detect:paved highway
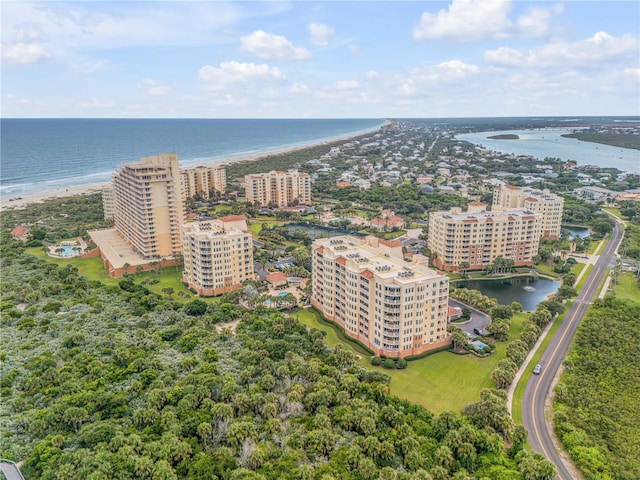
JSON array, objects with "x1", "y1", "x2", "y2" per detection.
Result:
[{"x1": 522, "y1": 223, "x2": 623, "y2": 479}]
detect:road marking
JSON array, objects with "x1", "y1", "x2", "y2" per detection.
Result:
[{"x1": 528, "y1": 228, "x2": 620, "y2": 479}]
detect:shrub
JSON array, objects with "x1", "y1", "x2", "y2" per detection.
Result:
[
  {"x1": 383, "y1": 358, "x2": 395, "y2": 369},
  {"x1": 371, "y1": 356, "x2": 382, "y2": 366},
  {"x1": 397, "y1": 358, "x2": 408, "y2": 369}
]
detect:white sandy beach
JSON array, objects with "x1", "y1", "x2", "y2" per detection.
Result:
[{"x1": 0, "y1": 124, "x2": 385, "y2": 211}]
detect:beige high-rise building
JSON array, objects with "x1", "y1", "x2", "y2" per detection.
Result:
[
  {"x1": 102, "y1": 183, "x2": 115, "y2": 222},
  {"x1": 245, "y1": 170, "x2": 311, "y2": 208},
  {"x1": 111, "y1": 153, "x2": 185, "y2": 259},
  {"x1": 182, "y1": 216, "x2": 254, "y2": 296},
  {"x1": 492, "y1": 185, "x2": 564, "y2": 239},
  {"x1": 181, "y1": 165, "x2": 226, "y2": 200},
  {"x1": 428, "y1": 204, "x2": 541, "y2": 272},
  {"x1": 312, "y1": 235, "x2": 450, "y2": 358}
]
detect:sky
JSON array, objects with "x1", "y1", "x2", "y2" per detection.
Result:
[{"x1": 2, "y1": 0, "x2": 639, "y2": 118}]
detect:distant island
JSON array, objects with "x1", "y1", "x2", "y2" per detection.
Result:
[
  {"x1": 487, "y1": 134, "x2": 519, "y2": 140},
  {"x1": 561, "y1": 131, "x2": 640, "y2": 150}
]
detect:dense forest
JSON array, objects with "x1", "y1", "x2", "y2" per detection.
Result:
[
  {"x1": 554, "y1": 297, "x2": 640, "y2": 480},
  {"x1": 0, "y1": 203, "x2": 555, "y2": 479}
]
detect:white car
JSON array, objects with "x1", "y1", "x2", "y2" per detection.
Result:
[{"x1": 533, "y1": 364, "x2": 542, "y2": 375}]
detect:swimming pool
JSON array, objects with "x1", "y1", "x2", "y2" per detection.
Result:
[
  {"x1": 61, "y1": 247, "x2": 77, "y2": 254},
  {"x1": 278, "y1": 292, "x2": 288, "y2": 297}
]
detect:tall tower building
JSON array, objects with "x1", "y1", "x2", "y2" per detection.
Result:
[
  {"x1": 182, "y1": 216, "x2": 254, "y2": 296},
  {"x1": 312, "y1": 235, "x2": 450, "y2": 357},
  {"x1": 111, "y1": 153, "x2": 185, "y2": 259},
  {"x1": 244, "y1": 170, "x2": 311, "y2": 208}
]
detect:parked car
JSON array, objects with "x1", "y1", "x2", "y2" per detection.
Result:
[
  {"x1": 533, "y1": 364, "x2": 542, "y2": 375},
  {"x1": 473, "y1": 327, "x2": 484, "y2": 336}
]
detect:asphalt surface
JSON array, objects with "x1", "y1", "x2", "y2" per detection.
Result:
[
  {"x1": 448, "y1": 298, "x2": 491, "y2": 335},
  {"x1": 521, "y1": 223, "x2": 623, "y2": 479},
  {"x1": 0, "y1": 461, "x2": 25, "y2": 480}
]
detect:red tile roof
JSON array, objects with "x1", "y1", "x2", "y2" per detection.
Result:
[
  {"x1": 266, "y1": 272, "x2": 287, "y2": 284},
  {"x1": 10, "y1": 226, "x2": 29, "y2": 238},
  {"x1": 219, "y1": 215, "x2": 247, "y2": 222}
]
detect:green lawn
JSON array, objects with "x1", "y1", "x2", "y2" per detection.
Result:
[
  {"x1": 575, "y1": 264, "x2": 594, "y2": 291},
  {"x1": 25, "y1": 247, "x2": 200, "y2": 302},
  {"x1": 614, "y1": 272, "x2": 639, "y2": 302},
  {"x1": 603, "y1": 207, "x2": 623, "y2": 220},
  {"x1": 246, "y1": 220, "x2": 284, "y2": 237},
  {"x1": 295, "y1": 306, "x2": 529, "y2": 414}
]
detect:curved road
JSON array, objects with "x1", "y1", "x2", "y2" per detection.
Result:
[{"x1": 522, "y1": 223, "x2": 623, "y2": 479}]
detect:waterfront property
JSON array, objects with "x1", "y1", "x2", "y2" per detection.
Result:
[
  {"x1": 311, "y1": 235, "x2": 450, "y2": 358},
  {"x1": 244, "y1": 169, "x2": 311, "y2": 207},
  {"x1": 455, "y1": 276, "x2": 560, "y2": 311},
  {"x1": 182, "y1": 215, "x2": 254, "y2": 296},
  {"x1": 428, "y1": 203, "x2": 541, "y2": 272},
  {"x1": 92, "y1": 153, "x2": 187, "y2": 277}
]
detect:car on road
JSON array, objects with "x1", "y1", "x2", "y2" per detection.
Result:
[
  {"x1": 533, "y1": 364, "x2": 542, "y2": 375},
  {"x1": 473, "y1": 327, "x2": 485, "y2": 336}
]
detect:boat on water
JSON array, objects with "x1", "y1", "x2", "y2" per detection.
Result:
[{"x1": 523, "y1": 285, "x2": 536, "y2": 292}]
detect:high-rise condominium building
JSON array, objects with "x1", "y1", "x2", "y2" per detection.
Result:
[
  {"x1": 111, "y1": 153, "x2": 185, "y2": 259},
  {"x1": 312, "y1": 235, "x2": 450, "y2": 357},
  {"x1": 244, "y1": 170, "x2": 311, "y2": 208},
  {"x1": 181, "y1": 165, "x2": 226, "y2": 200},
  {"x1": 182, "y1": 216, "x2": 254, "y2": 296},
  {"x1": 428, "y1": 203, "x2": 541, "y2": 272},
  {"x1": 492, "y1": 185, "x2": 564, "y2": 239},
  {"x1": 102, "y1": 184, "x2": 115, "y2": 222}
]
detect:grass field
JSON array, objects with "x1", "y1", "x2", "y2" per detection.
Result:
[
  {"x1": 575, "y1": 264, "x2": 594, "y2": 291},
  {"x1": 25, "y1": 246, "x2": 201, "y2": 302},
  {"x1": 295, "y1": 306, "x2": 529, "y2": 414},
  {"x1": 614, "y1": 272, "x2": 639, "y2": 302}
]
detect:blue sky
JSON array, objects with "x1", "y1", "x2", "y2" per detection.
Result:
[{"x1": 2, "y1": 1, "x2": 639, "y2": 118}]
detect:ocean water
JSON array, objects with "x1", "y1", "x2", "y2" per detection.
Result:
[
  {"x1": 0, "y1": 118, "x2": 386, "y2": 197},
  {"x1": 456, "y1": 128, "x2": 640, "y2": 173}
]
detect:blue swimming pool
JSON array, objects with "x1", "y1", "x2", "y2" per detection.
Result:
[
  {"x1": 61, "y1": 247, "x2": 76, "y2": 254},
  {"x1": 278, "y1": 292, "x2": 288, "y2": 297}
]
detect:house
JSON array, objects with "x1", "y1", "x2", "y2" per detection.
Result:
[
  {"x1": 370, "y1": 209, "x2": 405, "y2": 231},
  {"x1": 10, "y1": 225, "x2": 30, "y2": 242},
  {"x1": 266, "y1": 272, "x2": 288, "y2": 289}
]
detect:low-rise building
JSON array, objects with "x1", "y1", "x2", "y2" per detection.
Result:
[
  {"x1": 182, "y1": 215, "x2": 254, "y2": 296},
  {"x1": 312, "y1": 235, "x2": 450, "y2": 357}
]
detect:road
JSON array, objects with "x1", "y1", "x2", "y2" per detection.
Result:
[
  {"x1": 0, "y1": 460, "x2": 26, "y2": 480},
  {"x1": 522, "y1": 223, "x2": 623, "y2": 479}
]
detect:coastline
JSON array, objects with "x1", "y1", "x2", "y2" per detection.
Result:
[{"x1": 0, "y1": 123, "x2": 386, "y2": 211}]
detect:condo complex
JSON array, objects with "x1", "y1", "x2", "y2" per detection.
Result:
[
  {"x1": 244, "y1": 169, "x2": 312, "y2": 208},
  {"x1": 311, "y1": 235, "x2": 451, "y2": 357}
]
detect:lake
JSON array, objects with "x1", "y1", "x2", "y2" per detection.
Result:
[
  {"x1": 286, "y1": 222, "x2": 363, "y2": 240},
  {"x1": 454, "y1": 276, "x2": 560, "y2": 311},
  {"x1": 562, "y1": 225, "x2": 591, "y2": 240},
  {"x1": 456, "y1": 128, "x2": 640, "y2": 173}
]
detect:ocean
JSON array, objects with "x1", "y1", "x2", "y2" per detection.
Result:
[{"x1": 0, "y1": 118, "x2": 386, "y2": 197}]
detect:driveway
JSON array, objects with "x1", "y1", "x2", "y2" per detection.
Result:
[{"x1": 448, "y1": 298, "x2": 491, "y2": 335}]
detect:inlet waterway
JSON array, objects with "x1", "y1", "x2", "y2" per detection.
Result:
[
  {"x1": 454, "y1": 276, "x2": 560, "y2": 311},
  {"x1": 456, "y1": 128, "x2": 640, "y2": 173}
]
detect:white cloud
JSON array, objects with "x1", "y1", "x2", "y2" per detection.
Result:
[
  {"x1": 240, "y1": 30, "x2": 311, "y2": 61},
  {"x1": 413, "y1": 0, "x2": 562, "y2": 42},
  {"x1": 485, "y1": 32, "x2": 640, "y2": 68},
  {"x1": 437, "y1": 60, "x2": 480, "y2": 75},
  {"x1": 140, "y1": 78, "x2": 170, "y2": 96},
  {"x1": 365, "y1": 70, "x2": 379, "y2": 79},
  {"x1": 290, "y1": 83, "x2": 311, "y2": 94},
  {"x1": 198, "y1": 61, "x2": 285, "y2": 89},
  {"x1": 1, "y1": 42, "x2": 53, "y2": 64},
  {"x1": 336, "y1": 80, "x2": 360, "y2": 90},
  {"x1": 309, "y1": 22, "x2": 335, "y2": 46},
  {"x1": 413, "y1": 0, "x2": 513, "y2": 41}
]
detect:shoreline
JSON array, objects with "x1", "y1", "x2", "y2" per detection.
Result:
[{"x1": 1, "y1": 123, "x2": 387, "y2": 211}]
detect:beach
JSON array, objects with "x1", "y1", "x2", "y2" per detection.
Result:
[{"x1": 0, "y1": 125, "x2": 383, "y2": 211}]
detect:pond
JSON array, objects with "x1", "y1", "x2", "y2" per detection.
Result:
[
  {"x1": 286, "y1": 222, "x2": 363, "y2": 240},
  {"x1": 454, "y1": 276, "x2": 560, "y2": 311},
  {"x1": 562, "y1": 225, "x2": 591, "y2": 240}
]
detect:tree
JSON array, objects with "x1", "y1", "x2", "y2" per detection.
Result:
[
  {"x1": 458, "y1": 261, "x2": 470, "y2": 276},
  {"x1": 448, "y1": 326, "x2": 468, "y2": 351},
  {"x1": 486, "y1": 320, "x2": 510, "y2": 341},
  {"x1": 162, "y1": 287, "x2": 174, "y2": 298},
  {"x1": 184, "y1": 299, "x2": 207, "y2": 316}
]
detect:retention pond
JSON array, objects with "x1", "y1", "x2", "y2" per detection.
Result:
[{"x1": 454, "y1": 276, "x2": 560, "y2": 311}]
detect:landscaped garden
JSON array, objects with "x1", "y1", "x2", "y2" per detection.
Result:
[{"x1": 294, "y1": 306, "x2": 529, "y2": 414}]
